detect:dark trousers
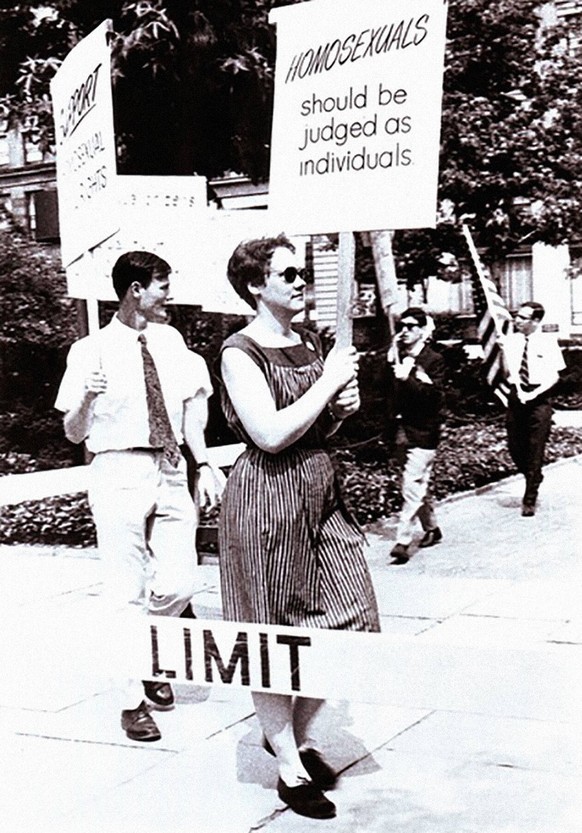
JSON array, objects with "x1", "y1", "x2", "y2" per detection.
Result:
[{"x1": 506, "y1": 393, "x2": 552, "y2": 506}]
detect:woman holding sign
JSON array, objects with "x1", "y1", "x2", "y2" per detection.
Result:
[{"x1": 218, "y1": 234, "x2": 380, "y2": 820}]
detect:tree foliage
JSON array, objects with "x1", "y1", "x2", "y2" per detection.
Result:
[
  {"x1": 0, "y1": 212, "x2": 77, "y2": 346},
  {"x1": 394, "y1": 0, "x2": 582, "y2": 280},
  {"x1": 441, "y1": 0, "x2": 582, "y2": 249},
  {"x1": 2, "y1": 1, "x2": 582, "y2": 262},
  {"x1": 0, "y1": 1, "x2": 296, "y2": 179},
  {"x1": 0, "y1": 213, "x2": 82, "y2": 468},
  {"x1": 110, "y1": 0, "x2": 282, "y2": 178}
]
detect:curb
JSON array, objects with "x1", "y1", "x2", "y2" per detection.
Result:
[{"x1": 364, "y1": 452, "x2": 582, "y2": 538}]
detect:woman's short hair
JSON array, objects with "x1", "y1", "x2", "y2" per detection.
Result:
[
  {"x1": 111, "y1": 251, "x2": 171, "y2": 300},
  {"x1": 227, "y1": 233, "x2": 295, "y2": 310}
]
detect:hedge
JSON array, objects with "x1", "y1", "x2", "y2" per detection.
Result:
[{"x1": 1, "y1": 419, "x2": 579, "y2": 548}]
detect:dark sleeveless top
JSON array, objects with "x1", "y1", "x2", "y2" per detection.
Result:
[{"x1": 219, "y1": 329, "x2": 332, "y2": 449}]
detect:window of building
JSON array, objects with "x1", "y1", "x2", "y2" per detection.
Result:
[{"x1": 498, "y1": 253, "x2": 533, "y2": 311}]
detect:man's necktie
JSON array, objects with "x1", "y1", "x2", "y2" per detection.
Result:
[
  {"x1": 138, "y1": 333, "x2": 181, "y2": 467},
  {"x1": 519, "y1": 335, "x2": 530, "y2": 386}
]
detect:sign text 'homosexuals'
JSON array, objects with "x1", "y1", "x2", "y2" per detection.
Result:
[{"x1": 269, "y1": 0, "x2": 449, "y2": 235}]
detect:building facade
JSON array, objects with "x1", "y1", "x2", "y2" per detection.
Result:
[{"x1": 0, "y1": 112, "x2": 58, "y2": 241}]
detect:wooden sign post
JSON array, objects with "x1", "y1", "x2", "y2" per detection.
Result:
[
  {"x1": 335, "y1": 229, "x2": 401, "y2": 348},
  {"x1": 335, "y1": 231, "x2": 356, "y2": 348},
  {"x1": 370, "y1": 228, "x2": 399, "y2": 343}
]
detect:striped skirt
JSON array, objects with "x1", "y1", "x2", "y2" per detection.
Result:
[{"x1": 218, "y1": 447, "x2": 380, "y2": 632}]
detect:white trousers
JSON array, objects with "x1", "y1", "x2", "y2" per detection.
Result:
[
  {"x1": 89, "y1": 449, "x2": 198, "y2": 706},
  {"x1": 395, "y1": 446, "x2": 438, "y2": 546}
]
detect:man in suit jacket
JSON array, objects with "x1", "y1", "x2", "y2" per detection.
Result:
[{"x1": 388, "y1": 307, "x2": 446, "y2": 564}]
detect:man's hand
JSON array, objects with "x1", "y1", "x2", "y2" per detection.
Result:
[
  {"x1": 197, "y1": 464, "x2": 226, "y2": 509},
  {"x1": 393, "y1": 355, "x2": 415, "y2": 380},
  {"x1": 84, "y1": 370, "x2": 107, "y2": 398},
  {"x1": 63, "y1": 369, "x2": 106, "y2": 444},
  {"x1": 517, "y1": 386, "x2": 539, "y2": 404},
  {"x1": 415, "y1": 367, "x2": 433, "y2": 385}
]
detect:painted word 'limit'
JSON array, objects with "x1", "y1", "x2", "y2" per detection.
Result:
[{"x1": 149, "y1": 625, "x2": 312, "y2": 692}]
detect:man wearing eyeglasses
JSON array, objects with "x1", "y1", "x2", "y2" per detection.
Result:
[
  {"x1": 388, "y1": 307, "x2": 445, "y2": 564},
  {"x1": 502, "y1": 301, "x2": 565, "y2": 516}
]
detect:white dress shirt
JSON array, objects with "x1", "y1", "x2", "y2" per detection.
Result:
[
  {"x1": 55, "y1": 315, "x2": 212, "y2": 453},
  {"x1": 503, "y1": 330, "x2": 565, "y2": 392}
]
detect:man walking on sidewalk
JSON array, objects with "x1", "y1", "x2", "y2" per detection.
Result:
[
  {"x1": 388, "y1": 307, "x2": 446, "y2": 564},
  {"x1": 502, "y1": 301, "x2": 565, "y2": 516},
  {"x1": 55, "y1": 251, "x2": 223, "y2": 741}
]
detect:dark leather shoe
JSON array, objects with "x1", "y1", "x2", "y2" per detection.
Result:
[
  {"x1": 121, "y1": 701, "x2": 161, "y2": 742},
  {"x1": 419, "y1": 526, "x2": 443, "y2": 548},
  {"x1": 521, "y1": 503, "x2": 536, "y2": 517},
  {"x1": 263, "y1": 737, "x2": 337, "y2": 789},
  {"x1": 277, "y1": 778, "x2": 336, "y2": 819},
  {"x1": 300, "y1": 749, "x2": 338, "y2": 789},
  {"x1": 390, "y1": 542, "x2": 411, "y2": 563},
  {"x1": 143, "y1": 680, "x2": 175, "y2": 711}
]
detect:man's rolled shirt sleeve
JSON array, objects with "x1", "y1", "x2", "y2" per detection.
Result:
[{"x1": 183, "y1": 349, "x2": 213, "y2": 402}]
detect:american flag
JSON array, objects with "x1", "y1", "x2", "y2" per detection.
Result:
[{"x1": 462, "y1": 225, "x2": 512, "y2": 406}]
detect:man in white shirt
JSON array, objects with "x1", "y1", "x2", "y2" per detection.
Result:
[
  {"x1": 502, "y1": 301, "x2": 565, "y2": 516},
  {"x1": 55, "y1": 251, "x2": 224, "y2": 741}
]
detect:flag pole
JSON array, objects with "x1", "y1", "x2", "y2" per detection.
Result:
[
  {"x1": 461, "y1": 223, "x2": 512, "y2": 406},
  {"x1": 461, "y1": 224, "x2": 508, "y2": 344}
]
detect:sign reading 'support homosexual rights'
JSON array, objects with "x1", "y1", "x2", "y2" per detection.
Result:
[
  {"x1": 50, "y1": 21, "x2": 119, "y2": 267},
  {"x1": 268, "y1": 0, "x2": 448, "y2": 234}
]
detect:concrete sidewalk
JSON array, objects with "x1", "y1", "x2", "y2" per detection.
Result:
[{"x1": 2, "y1": 456, "x2": 582, "y2": 833}]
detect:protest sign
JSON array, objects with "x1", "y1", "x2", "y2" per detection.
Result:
[
  {"x1": 64, "y1": 176, "x2": 305, "y2": 314},
  {"x1": 269, "y1": 0, "x2": 448, "y2": 234},
  {"x1": 65, "y1": 176, "x2": 208, "y2": 305},
  {"x1": 50, "y1": 20, "x2": 119, "y2": 267},
  {"x1": 113, "y1": 615, "x2": 578, "y2": 715},
  {"x1": 125, "y1": 615, "x2": 429, "y2": 702}
]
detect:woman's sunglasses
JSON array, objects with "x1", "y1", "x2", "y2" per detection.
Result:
[{"x1": 277, "y1": 266, "x2": 308, "y2": 284}]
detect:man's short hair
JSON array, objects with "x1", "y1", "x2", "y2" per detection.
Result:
[
  {"x1": 111, "y1": 251, "x2": 171, "y2": 300},
  {"x1": 399, "y1": 307, "x2": 427, "y2": 328},
  {"x1": 520, "y1": 301, "x2": 545, "y2": 322},
  {"x1": 227, "y1": 234, "x2": 295, "y2": 310}
]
